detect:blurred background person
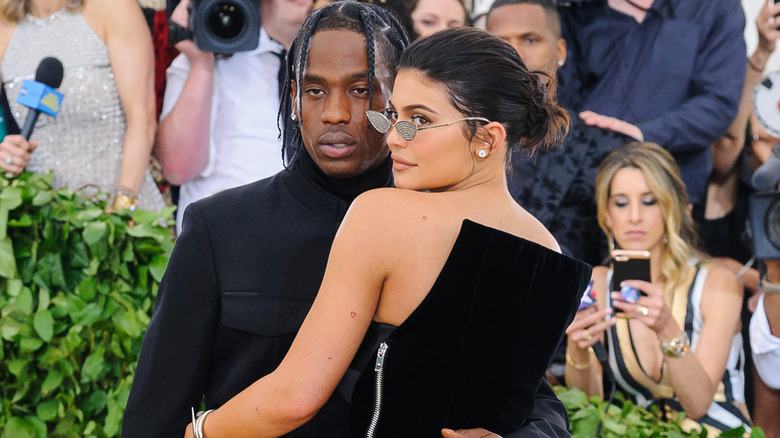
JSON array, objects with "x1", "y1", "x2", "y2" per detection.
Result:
[
  {"x1": 487, "y1": 0, "x2": 631, "y2": 268},
  {"x1": 565, "y1": 143, "x2": 750, "y2": 434},
  {"x1": 0, "y1": 0, "x2": 165, "y2": 211},
  {"x1": 404, "y1": 0, "x2": 469, "y2": 39},
  {"x1": 557, "y1": 0, "x2": 746, "y2": 213},
  {"x1": 154, "y1": 0, "x2": 310, "y2": 232},
  {"x1": 700, "y1": 2, "x2": 780, "y2": 434}
]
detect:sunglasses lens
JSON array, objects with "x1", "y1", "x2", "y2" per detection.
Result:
[
  {"x1": 395, "y1": 121, "x2": 417, "y2": 141},
  {"x1": 366, "y1": 110, "x2": 391, "y2": 134}
]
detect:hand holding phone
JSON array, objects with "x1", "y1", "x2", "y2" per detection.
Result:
[{"x1": 610, "y1": 250, "x2": 651, "y2": 316}]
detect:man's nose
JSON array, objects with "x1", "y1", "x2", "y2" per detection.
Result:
[{"x1": 321, "y1": 92, "x2": 350, "y2": 124}]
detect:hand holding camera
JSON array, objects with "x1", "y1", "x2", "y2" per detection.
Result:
[{"x1": 168, "y1": 0, "x2": 260, "y2": 56}]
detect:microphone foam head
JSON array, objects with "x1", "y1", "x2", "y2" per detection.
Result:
[{"x1": 35, "y1": 57, "x2": 64, "y2": 88}]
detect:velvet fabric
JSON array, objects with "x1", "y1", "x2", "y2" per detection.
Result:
[{"x1": 350, "y1": 220, "x2": 592, "y2": 437}]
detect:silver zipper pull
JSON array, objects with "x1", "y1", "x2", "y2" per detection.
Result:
[{"x1": 375, "y1": 342, "x2": 388, "y2": 372}]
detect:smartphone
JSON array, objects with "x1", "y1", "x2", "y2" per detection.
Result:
[{"x1": 610, "y1": 250, "x2": 651, "y2": 316}]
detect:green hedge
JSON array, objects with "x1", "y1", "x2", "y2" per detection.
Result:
[
  {"x1": 554, "y1": 386, "x2": 763, "y2": 438},
  {"x1": 0, "y1": 172, "x2": 765, "y2": 438},
  {"x1": 0, "y1": 172, "x2": 175, "y2": 438}
]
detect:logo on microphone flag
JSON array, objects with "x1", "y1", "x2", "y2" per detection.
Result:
[{"x1": 17, "y1": 80, "x2": 64, "y2": 117}]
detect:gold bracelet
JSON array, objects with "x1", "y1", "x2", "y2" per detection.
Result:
[
  {"x1": 659, "y1": 331, "x2": 690, "y2": 358},
  {"x1": 112, "y1": 194, "x2": 139, "y2": 211},
  {"x1": 566, "y1": 348, "x2": 592, "y2": 371}
]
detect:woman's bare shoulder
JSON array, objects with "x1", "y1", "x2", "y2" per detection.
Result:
[
  {"x1": 0, "y1": 18, "x2": 15, "y2": 63},
  {"x1": 702, "y1": 264, "x2": 742, "y2": 298},
  {"x1": 513, "y1": 207, "x2": 561, "y2": 253}
]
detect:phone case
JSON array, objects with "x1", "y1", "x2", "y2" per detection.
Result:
[{"x1": 610, "y1": 250, "x2": 651, "y2": 315}]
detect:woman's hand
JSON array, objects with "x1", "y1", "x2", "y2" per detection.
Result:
[
  {"x1": 0, "y1": 135, "x2": 37, "y2": 175},
  {"x1": 613, "y1": 279, "x2": 678, "y2": 340},
  {"x1": 756, "y1": 0, "x2": 780, "y2": 56},
  {"x1": 183, "y1": 423, "x2": 193, "y2": 438},
  {"x1": 565, "y1": 304, "x2": 615, "y2": 351},
  {"x1": 441, "y1": 428, "x2": 501, "y2": 438}
]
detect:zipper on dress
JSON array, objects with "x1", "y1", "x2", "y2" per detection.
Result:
[{"x1": 365, "y1": 342, "x2": 388, "y2": 438}]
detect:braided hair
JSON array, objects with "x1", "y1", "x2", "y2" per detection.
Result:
[{"x1": 279, "y1": 1, "x2": 410, "y2": 164}]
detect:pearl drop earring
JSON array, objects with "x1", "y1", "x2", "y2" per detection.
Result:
[
  {"x1": 478, "y1": 149, "x2": 488, "y2": 158},
  {"x1": 290, "y1": 112, "x2": 297, "y2": 121}
]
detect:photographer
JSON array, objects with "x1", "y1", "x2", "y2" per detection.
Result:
[{"x1": 154, "y1": 0, "x2": 310, "y2": 232}]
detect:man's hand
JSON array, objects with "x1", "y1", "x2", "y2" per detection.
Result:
[
  {"x1": 580, "y1": 110, "x2": 643, "y2": 141},
  {"x1": 441, "y1": 428, "x2": 502, "y2": 438},
  {"x1": 170, "y1": 0, "x2": 214, "y2": 69}
]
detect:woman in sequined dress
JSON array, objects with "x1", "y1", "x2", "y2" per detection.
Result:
[{"x1": 0, "y1": 0, "x2": 164, "y2": 211}]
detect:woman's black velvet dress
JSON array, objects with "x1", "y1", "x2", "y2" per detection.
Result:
[{"x1": 347, "y1": 219, "x2": 592, "y2": 437}]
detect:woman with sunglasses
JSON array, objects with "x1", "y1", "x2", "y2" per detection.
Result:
[{"x1": 185, "y1": 26, "x2": 590, "y2": 438}]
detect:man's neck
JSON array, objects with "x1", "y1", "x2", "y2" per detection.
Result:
[
  {"x1": 261, "y1": 1, "x2": 305, "y2": 49},
  {"x1": 607, "y1": 0, "x2": 654, "y2": 23}
]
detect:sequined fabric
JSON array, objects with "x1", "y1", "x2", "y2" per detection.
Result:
[{"x1": 2, "y1": 8, "x2": 165, "y2": 211}]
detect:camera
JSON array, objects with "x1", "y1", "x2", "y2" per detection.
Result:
[
  {"x1": 750, "y1": 191, "x2": 780, "y2": 259},
  {"x1": 188, "y1": 0, "x2": 260, "y2": 55}
]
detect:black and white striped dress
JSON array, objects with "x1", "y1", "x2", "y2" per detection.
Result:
[{"x1": 604, "y1": 263, "x2": 750, "y2": 433}]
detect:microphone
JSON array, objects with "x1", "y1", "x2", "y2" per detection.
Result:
[
  {"x1": 17, "y1": 57, "x2": 64, "y2": 140},
  {"x1": 752, "y1": 143, "x2": 780, "y2": 191}
]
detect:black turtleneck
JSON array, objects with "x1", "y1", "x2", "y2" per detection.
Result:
[
  {"x1": 294, "y1": 147, "x2": 394, "y2": 205},
  {"x1": 125, "y1": 146, "x2": 394, "y2": 438}
]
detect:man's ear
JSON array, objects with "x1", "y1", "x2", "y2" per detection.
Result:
[
  {"x1": 290, "y1": 81, "x2": 300, "y2": 120},
  {"x1": 556, "y1": 38, "x2": 567, "y2": 67}
]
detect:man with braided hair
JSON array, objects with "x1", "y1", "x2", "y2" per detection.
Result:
[{"x1": 124, "y1": 3, "x2": 570, "y2": 437}]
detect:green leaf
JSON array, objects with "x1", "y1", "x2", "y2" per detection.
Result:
[
  {"x1": 74, "y1": 208, "x2": 104, "y2": 223},
  {"x1": 80, "y1": 390, "x2": 107, "y2": 418},
  {"x1": 0, "y1": 186, "x2": 23, "y2": 210},
  {"x1": 7, "y1": 358, "x2": 27, "y2": 376},
  {"x1": 36, "y1": 399, "x2": 58, "y2": 421},
  {"x1": 81, "y1": 346, "x2": 106, "y2": 382},
  {"x1": 19, "y1": 336, "x2": 44, "y2": 351},
  {"x1": 16, "y1": 286, "x2": 34, "y2": 315},
  {"x1": 556, "y1": 386, "x2": 588, "y2": 409},
  {"x1": 149, "y1": 253, "x2": 169, "y2": 282},
  {"x1": 82, "y1": 221, "x2": 108, "y2": 245},
  {"x1": 0, "y1": 235, "x2": 17, "y2": 278},
  {"x1": 2, "y1": 416, "x2": 38, "y2": 438},
  {"x1": 33, "y1": 309, "x2": 54, "y2": 341},
  {"x1": 31, "y1": 190, "x2": 53, "y2": 206},
  {"x1": 41, "y1": 369, "x2": 63, "y2": 395},
  {"x1": 131, "y1": 208, "x2": 162, "y2": 224}
]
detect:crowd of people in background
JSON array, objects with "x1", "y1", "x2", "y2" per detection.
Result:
[{"x1": 2, "y1": 0, "x2": 780, "y2": 436}]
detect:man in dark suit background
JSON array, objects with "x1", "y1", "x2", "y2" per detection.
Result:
[
  {"x1": 487, "y1": 0, "x2": 632, "y2": 268},
  {"x1": 123, "y1": 3, "x2": 571, "y2": 437}
]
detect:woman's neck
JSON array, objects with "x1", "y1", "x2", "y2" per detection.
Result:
[{"x1": 27, "y1": 0, "x2": 68, "y2": 18}]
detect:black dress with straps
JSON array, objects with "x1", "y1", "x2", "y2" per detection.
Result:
[{"x1": 347, "y1": 220, "x2": 592, "y2": 437}]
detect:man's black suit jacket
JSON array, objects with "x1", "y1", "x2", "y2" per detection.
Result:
[{"x1": 122, "y1": 152, "x2": 572, "y2": 438}]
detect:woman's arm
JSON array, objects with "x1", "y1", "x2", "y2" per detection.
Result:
[
  {"x1": 620, "y1": 267, "x2": 743, "y2": 419},
  {"x1": 189, "y1": 191, "x2": 394, "y2": 438},
  {"x1": 711, "y1": 0, "x2": 780, "y2": 180},
  {"x1": 86, "y1": 0, "x2": 156, "y2": 197}
]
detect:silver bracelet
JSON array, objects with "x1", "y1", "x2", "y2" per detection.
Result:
[
  {"x1": 735, "y1": 256, "x2": 755, "y2": 279},
  {"x1": 762, "y1": 277, "x2": 780, "y2": 295},
  {"x1": 191, "y1": 408, "x2": 215, "y2": 438}
]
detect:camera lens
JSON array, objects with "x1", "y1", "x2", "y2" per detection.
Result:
[
  {"x1": 207, "y1": 1, "x2": 245, "y2": 40},
  {"x1": 766, "y1": 197, "x2": 780, "y2": 250}
]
